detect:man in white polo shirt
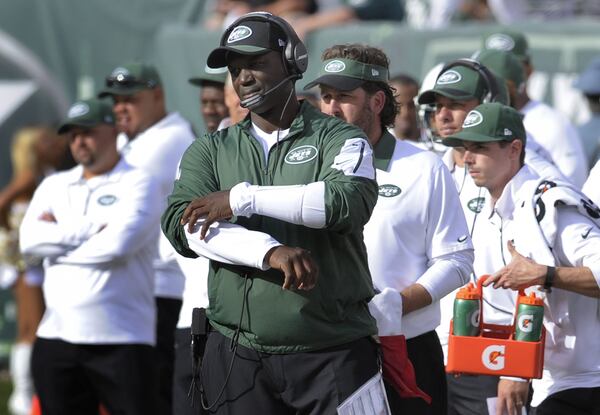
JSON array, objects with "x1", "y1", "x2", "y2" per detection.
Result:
[
  {"x1": 20, "y1": 98, "x2": 162, "y2": 414},
  {"x1": 306, "y1": 43, "x2": 474, "y2": 415},
  {"x1": 445, "y1": 101, "x2": 600, "y2": 415},
  {"x1": 99, "y1": 62, "x2": 196, "y2": 415}
]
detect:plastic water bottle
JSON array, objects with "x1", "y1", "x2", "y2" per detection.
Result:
[
  {"x1": 453, "y1": 283, "x2": 481, "y2": 336},
  {"x1": 514, "y1": 292, "x2": 544, "y2": 342}
]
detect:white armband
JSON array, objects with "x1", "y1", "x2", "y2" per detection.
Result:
[{"x1": 229, "y1": 181, "x2": 326, "y2": 228}]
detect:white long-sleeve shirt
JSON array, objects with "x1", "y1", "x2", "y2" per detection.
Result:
[
  {"x1": 364, "y1": 136, "x2": 474, "y2": 339},
  {"x1": 472, "y1": 166, "x2": 600, "y2": 406},
  {"x1": 20, "y1": 160, "x2": 161, "y2": 345},
  {"x1": 119, "y1": 112, "x2": 195, "y2": 298}
]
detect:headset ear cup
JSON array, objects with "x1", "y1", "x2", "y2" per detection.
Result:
[{"x1": 293, "y1": 43, "x2": 308, "y2": 74}]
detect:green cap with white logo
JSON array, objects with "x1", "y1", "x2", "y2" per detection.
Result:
[
  {"x1": 98, "y1": 62, "x2": 162, "y2": 98},
  {"x1": 474, "y1": 49, "x2": 525, "y2": 87},
  {"x1": 418, "y1": 65, "x2": 491, "y2": 105},
  {"x1": 303, "y1": 58, "x2": 389, "y2": 91},
  {"x1": 57, "y1": 98, "x2": 115, "y2": 134},
  {"x1": 481, "y1": 29, "x2": 529, "y2": 61},
  {"x1": 444, "y1": 102, "x2": 526, "y2": 146},
  {"x1": 189, "y1": 65, "x2": 228, "y2": 87}
]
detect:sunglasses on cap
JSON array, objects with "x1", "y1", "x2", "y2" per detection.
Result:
[{"x1": 105, "y1": 73, "x2": 157, "y2": 88}]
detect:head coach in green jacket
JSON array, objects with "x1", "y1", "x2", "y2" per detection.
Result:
[{"x1": 161, "y1": 12, "x2": 381, "y2": 414}]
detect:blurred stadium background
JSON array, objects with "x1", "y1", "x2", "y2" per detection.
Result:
[{"x1": 0, "y1": 0, "x2": 599, "y2": 412}]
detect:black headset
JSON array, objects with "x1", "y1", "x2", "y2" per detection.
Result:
[
  {"x1": 219, "y1": 12, "x2": 308, "y2": 78},
  {"x1": 437, "y1": 58, "x2": 501, "y2": 104}
]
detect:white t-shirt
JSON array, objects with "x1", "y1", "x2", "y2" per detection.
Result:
[
  {"x1": 364, "y1": 134, "x2": 473, "y2": 339},
  {"x1": 521, "y1": 100, "x2": 588, "y2": 188},
  {"x1": 120, "y1": 112, "x2": 195, "y2": 298},
  {"x1": 20, "y1": 160, "x2": 161, "y2": 344}
]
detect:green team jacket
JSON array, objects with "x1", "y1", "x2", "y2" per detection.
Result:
[{"x1": 161, "y1": 102, "x2": 378, "y2": 353}]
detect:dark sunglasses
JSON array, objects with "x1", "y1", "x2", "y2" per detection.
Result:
[{"x1": 105, "y1": 74, "x2": 157, "y2": 88}]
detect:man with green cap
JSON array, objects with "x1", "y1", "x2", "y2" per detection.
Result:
[
  {"x1": 188, "y1": 65, "x2": 229, "y2": 133},
  {"x1": 306, "y1": 43, "x2": 474, "y2": 415},
  {"x1": 481, "y1": 29, "x2": 588, "y2": 188},
  {"x1": 418, "y1": 61, "x2": 530, "y2": 415},
  {"x1": 99, "y1": 62, "x2": 195, "y2": 415},
  {"x1": 445, "y1": 101, "x2": 600, "y2": 415},
  {"x1": 474, "y1": 48, "x2": 566, "y2": 183},
  {"x1": 162, "y1": 12, "x2": 381, "y2": 414},
  {"x1": 20, "y1": 98, "x2": 162, "y2": 414}
]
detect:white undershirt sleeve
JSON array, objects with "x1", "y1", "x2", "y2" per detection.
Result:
[
  {"x1": 417, "y1": 249, "x2": 474, "y2": 302},
  {"x1": 184, "y1": 218, "x2": 282, "y2": 271},
  {"x1": 229, "y1": 181, "x2": 326, "y2": 229}
]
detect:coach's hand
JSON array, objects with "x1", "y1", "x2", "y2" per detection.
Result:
[
  {"x1": 265, "y1": 246, "x2": 319, "y2": 291},
  {"x1": 181, "y1": 190, "x2": 232, "y2": 239},
  {"x1": 484, "y1": 241, "x2": 546, "y2": 290}
]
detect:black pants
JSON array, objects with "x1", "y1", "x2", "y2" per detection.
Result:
[
  {"x1": 530, "y1": 387, "x2": 600, "y2": 415},
  {"x1": 173, "y1": 327, "x2": 208, "y2": 415},
  {"x1": 155, "y1": 297, "x2": 182, "y2": 415},
  {"x1": 385, "y1": 330, "x2": 447, "y2": 415},
  {"x1": 447, "y1": 373, "x2": 499, "y2": 415},
  {"x1": 201, "y1": 330, "x2": 380, "y2": 414},
  {"x1": 31, "y1": 337, "x2": 157, "y2": 415}
]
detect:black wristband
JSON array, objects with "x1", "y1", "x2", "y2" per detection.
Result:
[{"x1": 544, "y1": 266, "x2": 556, "y2": 292}]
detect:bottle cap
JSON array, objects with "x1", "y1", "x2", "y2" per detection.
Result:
[
  {"x1": 456, "y1": 283, "x2": 480, "y2": 300},
  {"x1": 519, "y1": 291, "x2": 544, "y2": 306}
]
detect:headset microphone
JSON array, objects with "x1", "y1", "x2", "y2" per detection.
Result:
[{"x1": 239, "y1": 74, "x2": 299, "y2": 110}]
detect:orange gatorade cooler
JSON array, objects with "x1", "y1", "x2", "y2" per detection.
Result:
[{"x1": 446, "y1": 276, "x2": 546, "y2": 379}]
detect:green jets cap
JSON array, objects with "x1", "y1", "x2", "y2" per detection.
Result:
[
  {"x1": 189, "y1": 65, "x2": 228, "y2": 87},
  {"x1": 57, "y1": 98, "x2": 115, "y2": 134},
  {"x1": 444, "y1": 102, "x2": 526, "y2": 147},
  {"x1": 418, "y1": 65, "x2": 492, "y2": 105},
  {"x1": 303, "y1": 58, "x2": 389, "y2": 91},
  {"x1": 98, "y1": 62, "x2": 162, "y2": 98},
  {"x1": 207, "y1": 18, "x2": 287, "y2": 68},
  {"x1": 475, "y1": 49, "x2": 525, "y2": 88},
  {"x1": 482, "y1": 29, "x2": 529, "y2": 61}
]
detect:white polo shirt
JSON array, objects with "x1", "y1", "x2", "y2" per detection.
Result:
[
  {"x1": 472, "y1": 165, "x2": 600, "y2": 406},
  {"x1": 119, "y1": 112, "x2": 195, "y2": 298},
  {"x1": 19, "y1": 160, "x2": 161, "y2": 345},
  {"x1": 521, "y1": 100, "x2": 588, "y2": 188},
  {"x1": 363, "y1": 132, "x2": 473, "y2": 339}
]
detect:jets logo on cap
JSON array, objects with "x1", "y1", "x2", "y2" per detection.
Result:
[
  {"x1": 463, "y1": 110, "x2": 483, "y2": 128},
  {"x1": 324, "y1": 60, "x2": 346, "y2": 73},
  {"x1": 504, "y1": 128, "x2": 512, "y2": 136},
  {"x1": 485, "y1": 34, "x2": 516, "y2": 52},
  {"x1": 437, "y1": 70, "x2": 462, "y2": 85},
  {"x1": 111, "y1": 67, "x2": 130, "y2": 80},
  {"x1": 227, "y1": 26, "x2": 252, "y2": 44},
  {"x1": 378, "y1": 184, "x2": 401, "y2": 198},
  {"x1": 371, "y1": 68, "x2": 379, "y2": 77},
  {"x1": 68, "y1": 102, "x2": 89, "y2": 118}
]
